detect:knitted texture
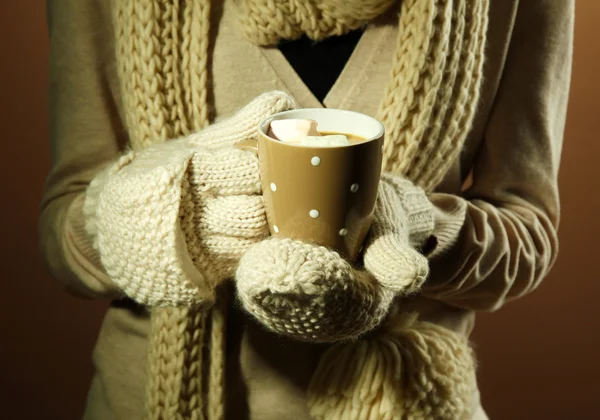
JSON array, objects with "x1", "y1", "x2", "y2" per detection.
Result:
[
  {"x1": 307, "y1": 312, "x2": 478, "y2": 420},
  {"x1": 240, "y1": 0, "x2": 397, "y2": 45},
  {"x1": 108, "y1": 0, "x2": 490, "y2": 417},
  {"x1": 236, "y1": 238, "x2": 395, "y2": 342},
  {"x1": 90, "y1": 139, "x2": 256, "y2": 306},
  {"x1": 377, "y1": 174, "x2": 437, "y2": 249},
  {"x1": 113, "y1": 0, "x2": 212, "y2": 150},
  {"x1": 145, "y1": 295, "x2": 229, "y2": 420},
  {"x1": 238, "y1": 0, "x2": 488, "y2": 193},
  {"x1": 95, "y1": 142, "x2": 207, "y2": 306},
  {"x1": 235, "y1": 173, "x2": 433, "y2": 342},
  {"x1": 85, "y1": 90, "x2": 296, "y2": 419},
  {"x1": 363, "y1": 176, "x2": 432, "y2": 296},
  {"x1": 206, "y1": 292, "x2": 228, "y2": 420},
  {"x1": 378, "y1": 0, "x2": 489, "y2": 192},
  {"x1": 234, "y1": 2, "x2": 489, "y2": 415},
  {"x1": 145, "y1": 305, "x2": 207, "y2": 420},
  {"x1": 84, "y1": 91, "x2": 295, "y2": 306}
]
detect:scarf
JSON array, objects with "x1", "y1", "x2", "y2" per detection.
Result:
[{"x1": 111, "y1": 0, "x2": 489, "y2": 418}]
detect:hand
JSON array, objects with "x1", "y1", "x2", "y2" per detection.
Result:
[
  {"x1": 84, "y1": 91, "x2": 296, "y2": 307},
  {"x1": 235, "y1": 173, "x2": 434, "y2": 342},
  {"x1": 363, "y1": 173, "x2": 435, "y2": 294}
]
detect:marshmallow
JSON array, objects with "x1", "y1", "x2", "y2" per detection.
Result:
[
  {"x1": 268, "y1": 119, "x2": 321, "y2": 143},
  {"x1": 300, "y1": 135, "x2": 350, "y2": 147}
]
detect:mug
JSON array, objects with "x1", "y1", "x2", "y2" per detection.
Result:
[{"x1": 236, "y1": 108, "x2": 384, "y2": 261}]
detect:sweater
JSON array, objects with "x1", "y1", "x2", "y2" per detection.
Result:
[{"x1": 39, "y1": 0, "x2": 573, "y2": 419}]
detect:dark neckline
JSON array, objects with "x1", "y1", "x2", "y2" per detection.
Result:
[{"x1": 278, "y1": 29, "x2": 365, "y2": 103}]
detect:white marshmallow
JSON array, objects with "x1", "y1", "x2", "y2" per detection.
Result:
[
  {"x1": 300, "y1": 135, "x2": 350, "y2": 147},
  {"x1": 268, "y1": 119, "x2": 321, "y2": 143}
]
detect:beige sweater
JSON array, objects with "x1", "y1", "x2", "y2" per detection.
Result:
[{"x1": 39, "y1": 0, "x2": 573, "y2": 418}]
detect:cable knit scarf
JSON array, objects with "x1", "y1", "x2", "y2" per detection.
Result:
[{"x1": 112, "y1": 0, "x2": 489, "y2": 418}]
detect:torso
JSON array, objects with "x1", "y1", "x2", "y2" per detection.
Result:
[{"x1": 86, "y1": 0, "x2": 520, "y2": 418}]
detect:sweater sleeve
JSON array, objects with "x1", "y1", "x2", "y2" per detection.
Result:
[
  {"x1": 421, "y1": 1, "x2": 573, "y2": 310},
  {"x1": 39, "y1": 0, "x2": 125, "y2": 300}
]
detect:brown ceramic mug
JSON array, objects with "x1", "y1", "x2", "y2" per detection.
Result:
[{"x1": 236, "y1": 108, "x2": 384, "y2": 261}]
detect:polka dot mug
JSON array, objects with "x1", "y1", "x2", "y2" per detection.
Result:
[{"x1": 236, "y1": 108, "x2": 384, "y2": 262}]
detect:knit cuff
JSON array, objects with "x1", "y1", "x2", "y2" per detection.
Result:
[
  {"x1": 382, "y1": 174, "x2": 435, "y2": 248},
  {"x1": 426, "y1": 193, "x2": 468, "y2": 259}
]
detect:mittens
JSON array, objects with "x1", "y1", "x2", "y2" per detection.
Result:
[
  {"x1": 362, "y1": 173, "x2": 433, "y2": 295},
  {"x1": 236, "y1": 238, "x2": 395, "y2": 342},
  {"x1": 84, "y1": 91, "x2": 296, "y2": 307},
  {"x1": 235, "y1": 172, "x2": 434, "y2": 342}
]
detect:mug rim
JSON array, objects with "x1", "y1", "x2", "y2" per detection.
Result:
[{"x1": 258, "y1": 108, "x2": 385, "y2": 149}]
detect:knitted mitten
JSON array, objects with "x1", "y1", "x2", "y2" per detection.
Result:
[
  {"x1": 84, "y1": 91, "x2": 296, "y2": 307},
  {"x1": 236, "y1": 238, "x2": 395, "y2": 342},
  {"x1": 235, "y1": 172, "x2": 434, "y2": 342},
  {"x1": 362, "y1": 173, "x2": 433, "y2": 295}
]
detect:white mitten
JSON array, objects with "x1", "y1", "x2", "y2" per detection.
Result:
[
  {"x1": 362, "y1": 173, "x2": 434, "y2": 294},
  {"x1": 84, "y1": 91, "x2": 296, "y2": 307}
]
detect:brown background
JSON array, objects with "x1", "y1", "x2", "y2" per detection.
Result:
[{"x1": 0, "y1": 2, "x2": 597, "y2": 419}]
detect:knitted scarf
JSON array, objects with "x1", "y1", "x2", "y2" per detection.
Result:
[{"x1": 111, "y1": 0, "x2": 489, "y2": 418}]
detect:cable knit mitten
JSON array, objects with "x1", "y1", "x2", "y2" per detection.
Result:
[
  {"x1": 84, "y1": 91, "x2": 296, "y2": 307},
  {"x1": 236, "y1": 172, "x2": 434, "y2": 342}
]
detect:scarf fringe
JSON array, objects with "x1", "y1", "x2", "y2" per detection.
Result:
[{"x1": 307, "y1": 313, "x2": 478, "y2": 420}]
